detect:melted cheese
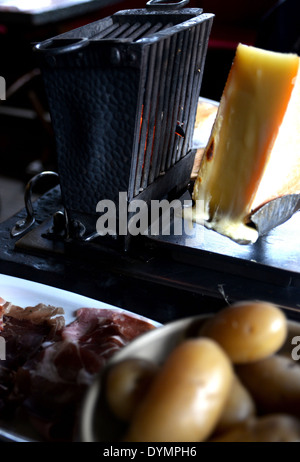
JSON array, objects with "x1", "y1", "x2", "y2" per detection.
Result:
[{"x1": 192, "y1": 44, "x2": 300, "y2": 244}]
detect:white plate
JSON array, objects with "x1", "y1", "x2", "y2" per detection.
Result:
[
  {"x1": 0, "y1": 273, "x2": 161, "y2": 442},
  {"x1": 0, "y1": 273, "x2": 161, "y2": 327}
]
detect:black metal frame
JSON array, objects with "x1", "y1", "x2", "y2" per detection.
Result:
[{"x1": 34, "y1": 3, "x2": 214, "y2": 248}]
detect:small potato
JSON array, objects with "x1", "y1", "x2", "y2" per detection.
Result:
[
  {"x1": 209, "y1": 414, "x2": 300, "y2": 442},
  {"x1": 105, "y1": 358, "x2": 159, "y2": 421},
  {"x1": 199, "y1": 301, "x2": 287, "y2": 363},
  {"x1": 124, "y1": 338, "x2": 233, "y2": 442},
  {"x1": 236, "y1": 354, "x2": 300, "y2": 417},
  {"x1": 213, "y1": 374, "x2": 256, "y2": 435}
]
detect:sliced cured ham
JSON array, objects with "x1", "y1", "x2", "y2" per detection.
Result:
[
  {"x1": 12, "y1": 308, "x2": 155, "y2": 441},
  {"x1": 0, "y1": 303, "x2": 65, "y2": 416}
]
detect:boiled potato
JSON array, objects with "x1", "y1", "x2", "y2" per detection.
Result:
[
  {"x1": 213, "y1": 374, "x2": 256, "y2": 435},
  {"x1": 199, "y1": 301, "x2": 287, "y2": 363},
  {"x1": 124, "y1": 338, "x2": 233, "y2": 442},
  {"x1": 210, "y1": 414, "x2": 300, "y2": 442},
  {"x1": 236, "y1": 354, "x2": 300, "y2": 416},
  {"x1": 105, "y1": 358, "x2": 159, "y2": 421}
]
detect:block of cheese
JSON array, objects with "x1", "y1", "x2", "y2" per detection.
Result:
[{"x1": 192, "y1": 43, "x2": 300, "y2": 244}]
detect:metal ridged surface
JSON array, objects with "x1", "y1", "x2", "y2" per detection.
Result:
[
  {"x1": 92, "y1": 20, "x2": 171, "y2": 41},
  {"x1": 133, "y1": 17, "x2": 212, "y2": 197}
]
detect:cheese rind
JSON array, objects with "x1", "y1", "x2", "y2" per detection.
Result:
[{"x1": 192, "y1": 44, "x2": 300, "y2": 244}]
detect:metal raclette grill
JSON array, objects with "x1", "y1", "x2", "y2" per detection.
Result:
[
  {"x1": 10, "y1": 1, "x2": 300, "y2": 299},
  {"x1": 32, "y1": 0, "x2": 214, "y2": 247}
]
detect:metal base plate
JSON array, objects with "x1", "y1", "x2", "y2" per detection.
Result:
[
  {"x1": 146, "y1": 206, "x2": 300, "y2": 287},
  {"x1": 15, "y1": 200, "x2": 300, "y2": 289}
]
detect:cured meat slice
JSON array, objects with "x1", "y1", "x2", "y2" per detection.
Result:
[
  {"x1": 14, "y1": 308, "x2": 155, "y2": 441},
  {"x1": 0, "y1": 302, "x2": 64, "y2": 416},
  {"x1": 0, "y1": 297, "x2": 5, "y2": 331},
  {"x1": 3, "y1": 302, "x2": 65, "y2": 331}
]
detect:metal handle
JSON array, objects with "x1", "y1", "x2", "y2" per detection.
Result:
[
  {"x1": 34, "y1": 37, "x2": 89, "y2": 56},
  {"x1": 146, "y1": 0, "x2": 190, "y2": 10},
  {"x1": 11, "y1": 171, "x2": 60, "y2": 238}
]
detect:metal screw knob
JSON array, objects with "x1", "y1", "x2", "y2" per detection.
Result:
[{"x1": 110, "y1": 47, "x2": 121, "y2": 65}]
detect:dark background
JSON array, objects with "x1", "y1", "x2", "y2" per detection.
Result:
[{"x1": 0, "y1": 0, "x2": 298, "y2": 183}]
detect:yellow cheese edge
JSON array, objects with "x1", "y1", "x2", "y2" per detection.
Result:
[{"x1": 191, "y1": 44, "x2": 300, "y2": 244}]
